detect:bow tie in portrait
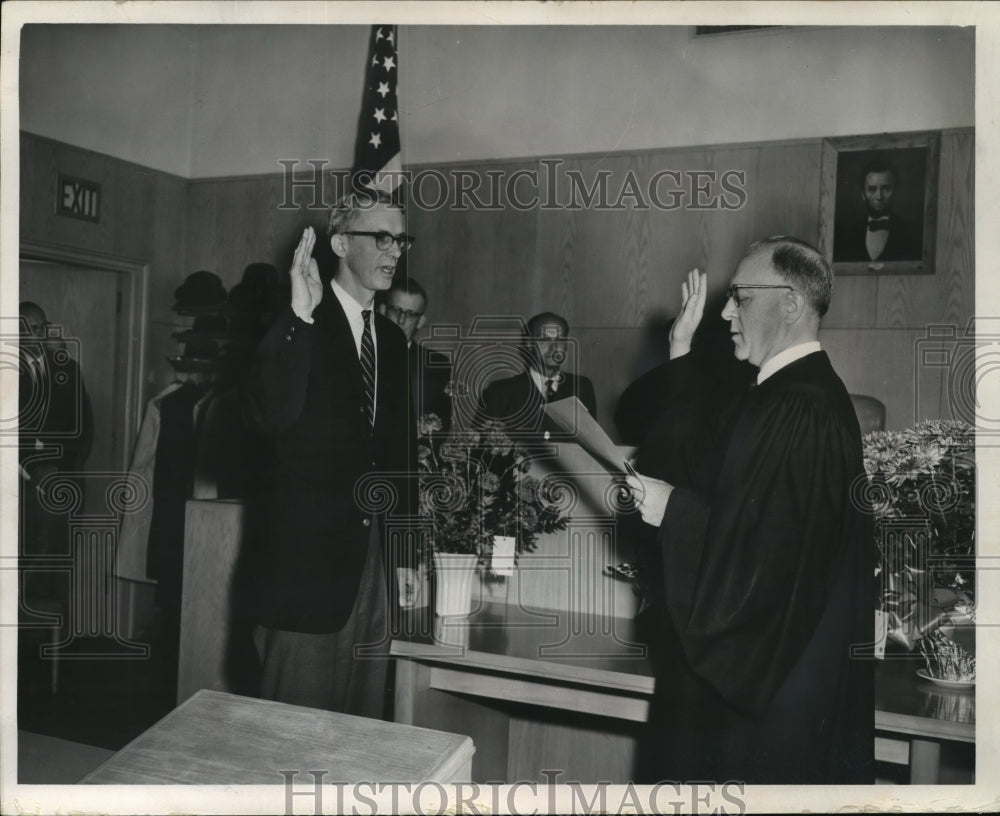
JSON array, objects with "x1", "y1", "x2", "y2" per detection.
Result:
[{"x1": 867, "y1": 217, "x2": 890, "y2": 232}]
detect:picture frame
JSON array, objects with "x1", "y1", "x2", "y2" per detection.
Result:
[{"x1": 818, "y1": 131, "x2": 940, "y2": 275}]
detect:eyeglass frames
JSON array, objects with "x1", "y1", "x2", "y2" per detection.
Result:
[
  {"x1": 384, "y1": 304, "x2": 424, "y2": 322},
  {"x1": 340, "y1": 231, "x2": 415, "y2": 252},
  {"x1": 726, "y1": 284, "x2": 795, "y2": 307}
]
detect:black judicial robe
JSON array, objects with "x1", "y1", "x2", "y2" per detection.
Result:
[{"x1": 642, "y1": 350, "x2": 873, "y2": 784}]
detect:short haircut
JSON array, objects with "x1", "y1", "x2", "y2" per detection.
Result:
[
  {"x1": 861, "y1": 158, "x2": 897, "y2": 188},
  {"x1": 747, "y1": 236, "x2": 833, "y2": 318},
  {"x1": 386, "y1": 275, "x2": 428, "y2": 310},
  {"x1": 327, "y1": 188, "x2": 402, "y2": 237},
  {"x1": 526, "y1": 312, "x2": 569, "y2": 338}
]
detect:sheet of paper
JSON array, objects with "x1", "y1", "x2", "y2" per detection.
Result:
[{"x1": 542, "y1": 396, "x2": 630, "y2": 475}]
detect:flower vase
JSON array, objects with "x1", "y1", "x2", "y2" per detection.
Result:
[{"x1": 433, "y1": 552, "x2": 478, "y2": 617}]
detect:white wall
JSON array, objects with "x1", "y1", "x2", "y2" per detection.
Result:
[
  {"x1": 19, "y1": 25, "x2": 198, "y2": 177},
  {"x1": 402, "y1": 25, "x2": 974, "y2": 165},
  {"x1": 18, "y1": 24, "x2": 974, "y2": 179}
]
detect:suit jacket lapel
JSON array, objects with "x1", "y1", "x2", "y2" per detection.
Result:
[{"x1": 315, "y1": 291, "x2": 364, "y2": 392}]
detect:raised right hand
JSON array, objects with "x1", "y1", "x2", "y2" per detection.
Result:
[
  {"x1": 667, "y1": 268, "x2": 707, "y2": 360},
  {"x1": 289, "y1": 227, "x2": 323, "y2": 321}
]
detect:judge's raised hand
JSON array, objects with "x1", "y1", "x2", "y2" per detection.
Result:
[
  {"x1": 289, "y1": 227, "x2": 323, "y2": 322},
  {"x1": 625, "y1": 472, "x2": 673, "y2": 527},
  {"x1": 667, "y1": 268, "x2": 707, "y2": 360}
]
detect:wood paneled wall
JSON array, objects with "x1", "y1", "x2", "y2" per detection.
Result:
[
  {"x1": 182, "y1": 131, "x2": 972, "y2": 432},
  {"x1": 22, "y1": 128, "x2": 973, "y2": 434},
  {"x1": 19, "y1": 132, "x2": 189, "y2": 406}
]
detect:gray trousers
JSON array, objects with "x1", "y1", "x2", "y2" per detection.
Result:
[{"x1": 254, "y1": 524, "x2": 390, "y2": 717}]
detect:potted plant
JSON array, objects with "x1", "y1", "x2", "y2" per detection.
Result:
[
  {"x1": 862, "y1": 419, "x2": 975, "y2": 653},
  {"x1": 416, "y1": 413, "x2": 570, "y2": 616}
]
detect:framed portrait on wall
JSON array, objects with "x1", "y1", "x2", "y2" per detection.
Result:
[{"x1": 818, "y1": 131, "x2": 940, "y2": 275}]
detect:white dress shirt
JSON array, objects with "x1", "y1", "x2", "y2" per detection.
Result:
[
  {"x1": 756, "y1": 341, "x2": 822, "y2": 385},
  {"x1": 529, "y1": 368, "x2": 562, "y2": 398}
]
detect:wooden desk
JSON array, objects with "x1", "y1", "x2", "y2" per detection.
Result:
[
  {"x1": 82, "y1": 689, "x2": 474, "y2": 784},
  {"x1": 391, "y1": 602, "x2": 653, "y2": 783},
  {"x1": 874, "y1": 657, "x2": 975, "y2": 783}
]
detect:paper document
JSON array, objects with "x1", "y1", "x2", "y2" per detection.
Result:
[{"x1": 542, "y1": 396, "x2": 630, "y2": 475}]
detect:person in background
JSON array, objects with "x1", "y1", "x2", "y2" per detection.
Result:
[
  {"x1": 243, "y1": 189, "x2": 417, "y2": 717},
  {"x1": 378, "y1": 275, "x2": 452, "y2": 429},
  {"x1": 477, "y1": 311, "x2": 597, "y2": 440},
  {"x1": 626, "y1": 238, "x2": 874, "y2": 784},
  {"x1": 18, "y1": 301, "x2": 93, "y2": 603}
]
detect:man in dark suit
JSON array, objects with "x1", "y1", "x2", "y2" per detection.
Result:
[
  {"x1": 377, "y1": 276, "x2": 452, "y2": 428},
  {"x1": 626, "y1": 240, "x2": 873, "y2": 784},
  {"x1": 244, "y1": 189, "x2": 417, "y2": 716},
  {"x1": 833, "y1": 158, "x2": 923, "y2": 263},
  {"x1": 477, "y1": 312, "x2": 597, "y2": 440},
  {"x1": 19, "y1": 301, "x2": 94, "y2": 604}
]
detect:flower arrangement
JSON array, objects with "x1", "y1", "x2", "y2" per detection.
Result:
[
  {"x1": 862, "y1": 418, "x2": 975, "y2": 647},
  {"x1": 920, "y1": 630, "x2": 976, "y2": 683},
  {"x1": 416, "y1": 413, "x2": 570, "y2": 570}
]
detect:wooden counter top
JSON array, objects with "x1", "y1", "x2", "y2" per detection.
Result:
[{"x1": 82, "y1": 689, "x2": 474, "y2": 784}]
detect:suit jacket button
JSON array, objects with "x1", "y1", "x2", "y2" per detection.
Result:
[{"x1": 362, "y1": 518, "x2": 371, "y2": 528}]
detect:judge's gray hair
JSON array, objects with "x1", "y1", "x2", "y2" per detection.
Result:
[{"x1": 749, "y1": 236, "x2": 833, "y2": 318}]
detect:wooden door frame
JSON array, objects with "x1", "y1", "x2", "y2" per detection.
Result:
[{"x1": 19, "y1": 240, "x2": 149, "y2": 471}]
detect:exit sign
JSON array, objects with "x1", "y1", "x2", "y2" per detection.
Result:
[{"x1": 57, "y1": 174, "x2": 101, "y2": 222}]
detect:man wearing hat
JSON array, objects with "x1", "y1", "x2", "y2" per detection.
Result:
[{"x1": 244, "y1": 188, "x2": 416, "y2": 717}]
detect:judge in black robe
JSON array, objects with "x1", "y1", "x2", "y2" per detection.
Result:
[{"x1": 627, "y1": 241, "x2": 874, "y2": 784}]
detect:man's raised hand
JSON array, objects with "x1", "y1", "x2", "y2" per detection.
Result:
[
  {"x1": 667, "y1": 268, "x2": 707, "y2": 360},
  {"x1": 290, "y1": 227, "x2": 323, "y2": 322}
]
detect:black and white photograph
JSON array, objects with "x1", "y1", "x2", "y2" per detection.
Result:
[{"x1": 0, "y1": 2, "x2": 996, "y2": 815}]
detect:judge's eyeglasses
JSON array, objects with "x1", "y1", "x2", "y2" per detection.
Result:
[
  {"x1": 726, "y1": 284, "x2": 795, "y2": 308},
  {"x1": 341, "y1": 231, "x2": 415, "y2": 252}
]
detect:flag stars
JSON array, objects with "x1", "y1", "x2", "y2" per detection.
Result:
[
  {"x1": 383, "y1": 55, "x2": 396, "y2": 72},
  {"x1": 376, "y1": 27, "x2": 385, "y2": 41},
  {"x1": 376, "y1": 81, "x2": 391, "y2": 98},
  {"x1": 369, "y1": 132, "x2": 382, "y2": 149},
  {"x1": 372, "y1": 54, "x2": 379, "y2": 68},
  {"x1": 387, "y1": 29, "x2": 395, "y2": 46},
  {"x1": 391, "y1": 110, "x2": 397, "y2": 122},
  {"x1": 373, "y1": 107, "x2": 387, "y2": 123}
]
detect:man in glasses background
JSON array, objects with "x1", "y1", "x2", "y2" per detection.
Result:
[
  {"x1": 378, "y1": 275, "x2": 452, "y2": 430},
  {"x1": 243, "y1": 188, "x2": 418, "y2": 717},
  {"x1": 625, "y1": 237, "x2": 873, "y2": 784}
]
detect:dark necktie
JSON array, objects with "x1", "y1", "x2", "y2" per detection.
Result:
[
  {"x1": 868, "y1": 217, "x2": 890, "y2": 232},
  {"x1": 360, "y1": 310, "x2": 376, "y2": 431},
  {"x1": 544, "y1": 378, "x2": 557, "y2": 402}
]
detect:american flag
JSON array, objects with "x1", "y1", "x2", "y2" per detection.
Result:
[{"x1": 354, "y1": 24, "x2": 402, "y2": 192}]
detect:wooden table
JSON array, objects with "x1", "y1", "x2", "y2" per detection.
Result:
[
  {"x1": 391, "y1": 602, "x2": 653, "y2": 783},
  {"x1": 82, "y1": 689, "x2": 474, "y2": 784},
  {"x1": 394, "y1": 605, "x2": 976, "y2": 784},
  {"x1": 874, "y1": 657, "x2": 975, "y2": 783}
]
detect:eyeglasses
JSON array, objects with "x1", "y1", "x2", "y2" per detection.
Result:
[
  {"x1": 726, "y1": 284, "x2": 795, "y2": 308},
  {"x1": 340, "y1": 231, "x2": 415, "y2": 252},
  {"x1": 384, "y1": 304, "x2": 424, "y2": 322}
]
